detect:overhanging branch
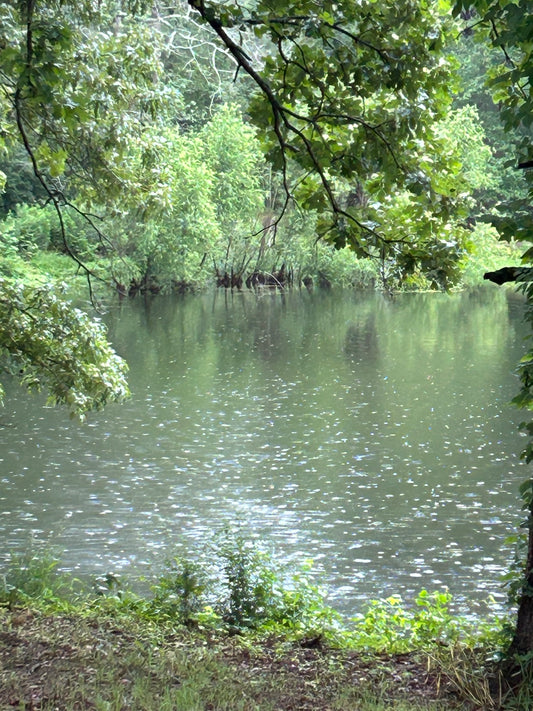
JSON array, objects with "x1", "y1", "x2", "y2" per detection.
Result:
[
  {"x1": 483, "y1": 266, "x2": 533, "y2": 284},
  {"x1": 186, "y1": 0, "x2": 390, "y2": 251}
]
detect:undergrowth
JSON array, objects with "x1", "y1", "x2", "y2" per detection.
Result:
[
  {"x1": 0, "y1": 535, "x2": 524, "y2": 709},
  {"x1": 0, "y1": 536, "x2": 509, "y2": 649}
]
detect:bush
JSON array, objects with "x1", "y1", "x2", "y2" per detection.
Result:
[
  {"x1": 149, "y1": 557, "x2": 208, "y2": 625},
  {"x1": 1, "y1": 203, "x2": 97, "y2": 260},
  {"x1": 1, "y1": 203, "x2": 58, "y2": 254},
  {"x1": 143, "y1": 530, "x2": 341, "y2": 635},
  {"x1": 349, "y1": 590, "x2": 470, "y2": 653}
]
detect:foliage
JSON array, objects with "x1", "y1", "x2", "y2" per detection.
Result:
[
  {"x1": 140, "y1": 531, "x2": 341, "y2": 635},
  {"x1": 201, "y1": 105, "x2": 266, "y2": 271},
  {"x1": 359, "y1": 102, "x2": 510, "y2": 289},
  {"x1": 367, "y1": 188, "x2": 468, "y2": 291},
  {"x1": 459, "y1": 222, "x2": 521, "y2": 287},
  {"x1": 0, "y1": 546, "x2": 75, "y2": 607},
  {"x1": 97, "y1": 105, "x2": 374, "y2": 293},
  {"x1": 0, "y1": 276, "x2": 129, "y2": 416},
  {"x1": 451, "y1": 33, "x2": 527, "y2": 211},
  {"x1": 83, "y1": 533, "x2": 498, "y2": 656},
  {"x1": 0, "y1": 545, "x2": 514, "y2": 708},
  {"x1": 154, "y1": 1, "x2": 254, "y2": 130},
  {"x1": 102, "y1": 106, "x2": 266, "y2": 292},
  {"x1": 509, "y1": 285, "x2": 533, "y2": 462},
  {"x1": 201, "y1": 106, "x2": 264, "y2": 228},
  {"x1": 0, "y1": 0, "x2": 514, "y2": 410},
  {"x1": 187, "y1": 0, "x2": 471, "y2": 286},
  {"x1": 105, "y1": 128, "x2": 219, "y2": 291},
  {"x1": 0, "y1": 145, "x2": 47, "y2": 217},
  {"x1": 0, "y1": 0, "x2": 173, "y2": 412},
  {"x1": 1, "y1": 203, "x2": 97, "y2": 260},
  {"x1": 1, "y1": 203, "x2": 60, "y2": 254},
  {"x1": 437, "y1": 105, "x2": 496, "y2": 198},
  {"x1": 309, "y1": 244, "x2": 378, "y2": 290},
  {"x1": 453, "y1": 0, "x2": 533, "y2": 238},
  {"x1": 349, "y1": 590, "x2": 471, "y2": 653},
  {"x1": 149, "y1": 557, "x2": 208, "y2": 624},
  {"x1": 213, "y1": 531, "x2": 279, "y2": 629},
  {"x1": 502, "y1": 530, "x2": 529, "y2": 612},
  {"x1": 0, "y1": 0, "x2": 173, "y2": 207},
  {"x1": 0, "y1": 542, "x2": 507, "y2": 666}
]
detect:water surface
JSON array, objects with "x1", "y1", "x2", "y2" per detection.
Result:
[{"x1": 0, "y1": 287, "x2": 528, "y2": 614}]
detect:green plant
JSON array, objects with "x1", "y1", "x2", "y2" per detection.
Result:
[
  {"x1": 200, "y1": 105, "x2": 265, "y2": 234},
  {"x1": 1, "y1": 203, "x2": 59, "y2": 254},
  {"x1": 0, "y1": 204, "x2": 97, "y2": 260},
  {"x1": 212, "y1": 532, "x2": 342, "y2": 636},
  {"x1": 0, "y1": 545, "x2": 72, "y2": 606},
  {"x1": 349, "y1": 590, "x2": 469, "y2": 653},
  {"x1": 267, "y1": 559, "x2": 343, "y2": 637},
  {"x1": 460, "y1": 223, "x2": 521, "y2": 287},
  {"x1": 215, "y1": 530, "x2": 279, "y2": 629},
  {"x1": 150, "y1": 556, "x2": 207, "y2": 625},
  {"x1": 0, "y1": 276, "x2": 130, "y2": 416},
  {"x1": 410, "y1": 589, "x2": 465, "y2": 647}
]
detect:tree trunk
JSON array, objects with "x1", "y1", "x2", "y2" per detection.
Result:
[{"x1": 509, "y1": 495, "x2": 533, "y2": 655}]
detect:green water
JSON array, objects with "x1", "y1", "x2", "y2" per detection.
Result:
[{"x1": 0, "y1": 287, "x2": 528, "y2": 614}]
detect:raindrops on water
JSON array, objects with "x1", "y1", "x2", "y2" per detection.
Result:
[{"x1": 0, "y1": 288, "x2": 527, "y2": 615}]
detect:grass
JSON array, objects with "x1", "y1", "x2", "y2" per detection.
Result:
[
  {"x1": 0, "y1": 542, "x2": 516, "y2": 710},
  {"x1": 0, "y1": 606, "x2": 469, "y2": 711}
]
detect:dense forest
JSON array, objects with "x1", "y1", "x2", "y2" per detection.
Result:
[
  {"x1": 3, "y1": 0, "x2": 533, "y2": 688},
  {"x1": 0, "y1": 0, "x2": 525, "y2": 305}
]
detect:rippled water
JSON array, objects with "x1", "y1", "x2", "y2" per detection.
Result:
[{"x1": 0, "y1": 287, "x2": 528, "y2": 614}]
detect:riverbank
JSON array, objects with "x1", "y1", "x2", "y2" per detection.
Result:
[
  {"x1": 0, "y1": 552, "x2": 516, "y2": 710},
  {"x1": 0, "y1": 605, "x2": 475, "y2": 710},
  {"x1": 2, "y1": 539, "x2": 522, "y2": 709}
]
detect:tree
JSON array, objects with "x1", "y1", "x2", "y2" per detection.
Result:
[
  {"x1": 451, "y1": 33, "x2": 527, "y2": 212},
  {"x1": 200, "y1": 105, "x2": 266, "y2": 278},
  {"x1": 0, "y1": 277, "x2": 129, "y2": 416},
  {"x1": 151, "y1": 1, "x2": 255, "y2": 129},
  {"x1": 185, "y1": 0, "x2": 470, "y2": 285},
  {"x1": 453, "y1": 0, "x2": 533, "y2": 660},
  {"x1": 0, "y1": 0, "x2": 173, "y2": 412}
]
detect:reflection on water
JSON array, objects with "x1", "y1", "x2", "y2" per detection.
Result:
[{"x1": 0, "y1": 287, "x2": 528, "y2": 614}]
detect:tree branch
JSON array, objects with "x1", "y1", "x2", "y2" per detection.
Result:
[
  {"x1": 483, "y1": 266, "x2": 533, "y2": 284},
  {"x1": 186, "y1": 0, "x2": 386, "y2": 249}
]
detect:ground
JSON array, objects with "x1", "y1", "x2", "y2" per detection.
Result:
[{"x1": 0, "y1": 607, "x2": 475, "y2": 711}]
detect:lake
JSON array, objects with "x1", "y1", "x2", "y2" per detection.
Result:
[{"x1": 0, "y1": 286, "x2": 528, "y2": 615}]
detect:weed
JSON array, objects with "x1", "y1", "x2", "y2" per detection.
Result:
[
  {"x1": 150, "y1": 556, "x2": 207, "y2": 624},
  {"x1": 0, "y1": 544, "x2": 76, "y2": 607},
  {"x1": 347, "y1": 590, "x2": 473, "y2": 653}
]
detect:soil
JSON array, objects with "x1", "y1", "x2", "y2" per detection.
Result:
[{"x1": 0, "y1": 607, "x2": 471, "y2": 710}]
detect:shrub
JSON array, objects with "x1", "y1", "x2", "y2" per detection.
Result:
[
  {"x1": 150, "y1": 557, "x2": 207, "y2": 625},
  {"x1": 349, "y1": 590, "x2": 469, "y2": 653}
]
